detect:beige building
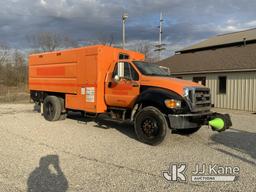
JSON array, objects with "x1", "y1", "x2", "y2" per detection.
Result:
[{"x1": 159, "y1": 28, "x2": 256, "y2": 112}]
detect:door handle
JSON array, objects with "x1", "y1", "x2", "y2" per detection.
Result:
[{"x1": 132, "y1": 84, "x2": 139, "y2": 87}]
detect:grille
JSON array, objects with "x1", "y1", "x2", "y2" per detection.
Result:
[{"x1": 188, "y1": 87, "x2": 211, "y2": 112}]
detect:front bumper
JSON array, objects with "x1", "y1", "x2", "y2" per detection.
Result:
[
  {"x1": 168, "y1": 112, "x2": 212, "y2": 129},
  {"x1": 168, "y1": 111, "x2": 232, "y2": 130}
]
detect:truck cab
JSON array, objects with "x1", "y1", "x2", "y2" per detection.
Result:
[{"x1": 104, "y1": 59, "x2": 220, "y2": 144}]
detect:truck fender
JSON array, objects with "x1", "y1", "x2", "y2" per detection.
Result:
[{"x1": 131, "y1": 87, "x2": 184, "y2": 121}]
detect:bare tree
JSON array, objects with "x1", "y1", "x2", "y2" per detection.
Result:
[
  {"x1": 14, "y1": 50, "x2": 27, "y2": 85},
  {"x1": 133, "y1": 41, "x2": 157, "y2": 62},
  {"x1": 28, "y1": 32, "x2": 78, "y2": 52},
  {"x1": 77, "y1": 32, "x2": 116, "y2": 47},
  {"x1": 0, "y1": 43, "x2": 10, "y2": 84},
  {"x1": 0, "y1": 50, "x2": 27, "y2": 87},
  {"x1": 92, "y1": 33, "x2": 115, "y2": 46},
  {"x1": 0, "y1": 43, "x2": 10, "y2": 66}
]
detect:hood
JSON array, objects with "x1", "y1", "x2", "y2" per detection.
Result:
[{"x1": 140, "y1": 76, "x2": 204, "y2": 96}]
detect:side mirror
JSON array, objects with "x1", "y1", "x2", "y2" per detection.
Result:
[
  {"x1": 117, "y1": 62, "x2": 125, "y2": 78},
  {"x1": 159, "y1": 66, "x2": 171, "y2": 76}
]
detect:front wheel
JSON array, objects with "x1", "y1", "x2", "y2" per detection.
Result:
[{"x1": 134, "y1": 106, "x2": 168, "y2": 145}]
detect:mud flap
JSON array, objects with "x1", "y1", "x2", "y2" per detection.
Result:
[{"x1": 208, "y1": 113, "x2": 232, "y2": 132}]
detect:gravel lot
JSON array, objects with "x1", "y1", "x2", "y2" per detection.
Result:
[{"x1": 0, "y1": 103, "x2": 255, "y2": 192}]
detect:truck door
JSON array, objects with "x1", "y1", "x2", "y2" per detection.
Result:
[{"x1": 105, "y1": 62, "x2": 140, "y2": 108}]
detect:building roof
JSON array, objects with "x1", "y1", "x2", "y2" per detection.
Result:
[
  {"x1": 159, "y1": 43, "x2": 256, "y2": 75},
  {"x1": 178, "y1": 28, "x2": 256, "y2": 53}
]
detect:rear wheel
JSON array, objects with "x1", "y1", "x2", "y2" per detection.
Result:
[
  {"x1": 43, "y1": 96, "x2": 61, "y2": 121},
  {"x1": 134, "y1": 106, "x2": 168, "y2": 145}
]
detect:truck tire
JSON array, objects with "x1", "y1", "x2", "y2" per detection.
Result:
[
  {"x1": 174, "y1": 127, "x2": 201, "y2": 135},
  {"x1": 43, "y1": 96, "x2": 62, "y2": 121},
  {"x1": 134, "y1": 106, "x2": 168, "y2": 145}
]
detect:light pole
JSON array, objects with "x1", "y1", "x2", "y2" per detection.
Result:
[
  {"x1": 154, "y1": 12, "x2": 166, "y2": 61},
  {"x1": 122, "y1": 13, "x2": 128, "y2": 49}
]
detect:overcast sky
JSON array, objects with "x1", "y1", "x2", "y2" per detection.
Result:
[{"x1": 1, "y1": 0, "x2": 256, "y2": 57}]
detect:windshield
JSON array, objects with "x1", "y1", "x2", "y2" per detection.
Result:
[{"x1": 133, "y1": 61, "x2": 170, "y2": 77}]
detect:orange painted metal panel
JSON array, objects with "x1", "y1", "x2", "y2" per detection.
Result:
[{"x1": 30, "y1": 63, "x2": 77, "y2": 78}]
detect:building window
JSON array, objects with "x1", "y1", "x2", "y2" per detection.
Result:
[
  {"x1": 218, "y1": 76, "x2": 227, "y2": 94},
  {"x1": 193, "y1": 76, "x2": 206, "y2": 86}
]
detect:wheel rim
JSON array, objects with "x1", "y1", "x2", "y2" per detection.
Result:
[{"x1": 141, "y1": 117, "x2": 159, "y2": 138}]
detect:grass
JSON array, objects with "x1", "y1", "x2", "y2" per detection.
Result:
[{"x1": 0, "y1": 84, "x2": 30, "y2": 103}]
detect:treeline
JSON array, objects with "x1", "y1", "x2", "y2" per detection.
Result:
[
  {"x1": 0, "y1": 32, "x2": 77, "y2": 90},
  {"x1": 0, "y1": 50, "x2": 27, "y2": 87}
]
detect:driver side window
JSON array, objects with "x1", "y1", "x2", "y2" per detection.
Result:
[{"x1": 112, "y1": 62, "x2": 139, "y2": 81}]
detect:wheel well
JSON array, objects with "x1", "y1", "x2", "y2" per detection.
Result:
[
  {"x1": 30, "y1": 91, "x2": 65, "y2": 103},
  {"x1": 133, "y1": 101, "x2": 171, "y2": 128},
  {"x1": 139, "y1": 101, "x2": 168, "y2": 115}
]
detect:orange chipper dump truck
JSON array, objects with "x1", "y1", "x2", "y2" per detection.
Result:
[{"x1": 29, "y1": 45, "x2": 232, "y2": 145}]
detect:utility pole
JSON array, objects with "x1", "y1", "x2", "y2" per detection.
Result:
[
  {"x1": 122, "y1": 13, "x2": 128, "y2": 49},
  {"x1": 154, "y1": 12, "x2": 166, "y2": 61},
  {"x1": 159, "y1": 12, "x2": 163, "y2": 48}
]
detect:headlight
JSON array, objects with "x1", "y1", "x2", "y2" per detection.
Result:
[{"x1": 164, "y1": 99, "x2": 181, "y2": 109}]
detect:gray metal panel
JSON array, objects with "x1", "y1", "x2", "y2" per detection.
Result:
[
  {"x1": 249, "y1": 76, "x2": 253, "y2": 111},
  {"x1": 254, "y1": 74, "x2": 256, "y2": 111}
]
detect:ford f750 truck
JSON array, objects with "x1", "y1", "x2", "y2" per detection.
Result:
[{"x1": 29, "y1": 45, "x2": 232, "y2": 145}]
